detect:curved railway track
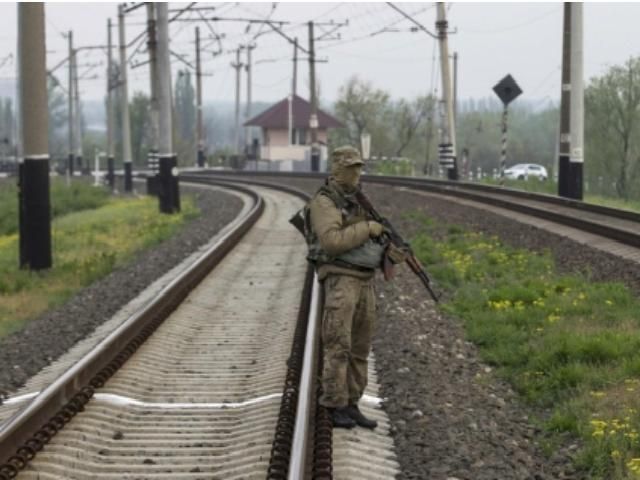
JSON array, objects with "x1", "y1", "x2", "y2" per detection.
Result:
[{"x1": 1, "y1": 171, "x2": 637, "y2": 480}]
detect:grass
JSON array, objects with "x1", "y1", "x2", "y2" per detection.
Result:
[
  {"x1": 408, "y1": 213, "x2": 640, "y2": 479},
  {"x1": 0, "y1": 194, "x2": 199, "y2": 338},
  {"x1": 0, "y1": 178, "x2": 110, "y2": 236}
]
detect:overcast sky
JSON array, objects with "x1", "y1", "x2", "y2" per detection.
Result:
[{"x1": 1, "y1": 2, "x2": 639, "y2": 108}]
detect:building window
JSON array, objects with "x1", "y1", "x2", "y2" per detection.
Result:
[{"x1": 291, "y1": 128, "x2": 307, "y2": 145}]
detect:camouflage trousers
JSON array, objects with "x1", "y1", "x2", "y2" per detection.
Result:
[{"x1": 319, "y1": 274, "x2": 375, "y2": 408}]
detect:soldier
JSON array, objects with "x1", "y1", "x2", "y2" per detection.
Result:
[{"x1": 308, "y1": 145, "x2": 406, "y2": 429}]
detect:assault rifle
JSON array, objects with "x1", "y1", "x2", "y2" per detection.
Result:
[{"x1": 355, "y1": 189, "x2": 440, "y2": 303}]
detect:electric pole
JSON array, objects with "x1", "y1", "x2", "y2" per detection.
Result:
[
  {"x1": 245, "y1": 44, "x2": 255, "y2": 157},
  {"x1": 118, "y1": 3, "x2": 133, "y2": 192},
  {"x1": 308, "y1": 21, "x2": 320, "y2": 172},
  {"x1": 568, "y1": 2, "x2": 584, "y2": 199},
  {"x1": 156, "y1": 3, "x2": 180, "y2": 213},
  {"x1": 232, "y1": 47, "x2": 242, "y2": 155},
  {"x1": 67, "y1": 30, "x2": 74, "y2": 179},
  {"x1": 436, "y1": 2, "x2": 458, "y2": 180},
  {"x1": 146, "y1": 3, "x2": 159, "y2": 171},
  {"x1": 195, "y1": 26, "x2": 204, "y2": 167},
  {"x1": 73, "y1": 48, "x2": 83, "y2": 172},
  {"x1": 558, "y1": 3, "x2": 571, "y2": 197},
  {"x1": 106, "y1": 18, "x2": 115, "y2": 191},
  {"x1": 292, "y1": 37, "x2": 298, "y2": 97},
  {"x1": 453, "y1": 51, "x2": 458, "y2": 125},
  {"x1": 18, "y1": 3, "x2": 52, "y2": 270}
]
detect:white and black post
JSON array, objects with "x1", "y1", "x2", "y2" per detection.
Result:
[
  {"x1": 568, "y1": 2, "x2": 584, "y2": 199},
  {"x1": 18, "y1": 3, "x2": 52, "y2": 270},
  {"x1": 308, "y1": 21, "x2": 320, "y2": 172},
  {"x1": 67, "y1": 30, "x2": 74, "y2": 178},
  {"x1": 73, "y1": 44, "x2": 83, "y2": 173},
  {"x1": 106, "y1": 18, "x2": 115, "y2": 191},
  {"x1": 499, "y1": 106, "x2": 508, "y2": 183},
  {"x1": 146, "y1": 2, "x2": 160, "y2": 186},
  {"x1": 195, "y1": 26, "x2": 205, "y2": 167},
  {"x1": 557, "y1": 3, "x2": 571, "y2": 197},
  {"x1": 232, "y1": 47, "x2": 242, "y2": 156},
  {"x1": 156, "y1": 3, "x2": 179, "y2": 213},
  {"x1": 436, "y1": 3, "x2": 458, "y2": 180},
  {"x1": 118, "y1": 3, "x2": 133, "y2": 192},
  {"x1": 492, "y1": 74, "x2": 522, "y2": 184}
]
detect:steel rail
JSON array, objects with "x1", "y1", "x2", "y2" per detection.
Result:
[
  {"x1": 183, "y1": 175, "x2": 330, "y2": 480},
  {"x1": 0, "y1": 182, "x2": 264, "y2": 479}
]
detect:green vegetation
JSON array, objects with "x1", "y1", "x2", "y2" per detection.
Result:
[
  {"x1": 373, "y1": 159, "x2": 415, "y2": 176},
  {"x1": 0, "y1": 178, "x2": 110, "y2": 236},
  {"x1": 0, "y1": 194, "x2": 198, "y2": 338},
  {"x1": 409, "y1": 213, "x2": 640, "y2": 479}
]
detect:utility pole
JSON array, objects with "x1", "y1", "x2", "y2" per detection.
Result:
[
  {"x1": 453, "y1": 51, "x2": 458, "y2": 125},
  {"x1": 292, "y1": 37, "x2": 298, "y2": 97},
  {"x1": 118, "y1": 3, "x2": 133, "y2": 192},
  {"x1": 231, "y1": 47, "x2": 242, "y2": 155},
  {"x1": 435, "y1": 2, "x2": 458, "y2": 180},
  {"x1": 106, "y1": 18, "x2": 115, "y2": 191},
  {"x1": 67, "y1": 30, "x2": 74, "y2": 179},
  {"x1": 557, "y1": 3, "x2": 571, "y2": 197},
  {"x1": 73, "y1": 48, "x2": 83, "y2": 172},
  {"x1": 568, "y1": 2, "x2": 584, "y2": 200},
  {"x1": 156, "y1": 3, "x2": 179, "y2": 213},
  {"x1": 18, "y1": 3, "x2": 52, "y2": 270},
  {"x1": 195, "y1": 26, "x2": 204, "y2": 167},
  {"x1": 245, "y1": 44, "x2": 255, "y2": 158},
  {"x1": 146, "y1": 3, "x2": 159, "y2": 173},
  {"x1": 308, "y1": 21, "x2": 320, "y2": 172}
]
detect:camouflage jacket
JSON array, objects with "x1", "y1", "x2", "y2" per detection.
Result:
[{"x1": 309, "y1": 179, "x2": 382, "y2": 280}]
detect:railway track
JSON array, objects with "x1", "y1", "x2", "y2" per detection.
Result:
[
  {"x1": 0, "y1": 179, "x2": 400, "y2": 480},
  {"x1": 187, "y1": 171, "x2": 640, "y2": 262},
  {"x1": 2, "y1": 171, "x2": 636, "y2": 479}
]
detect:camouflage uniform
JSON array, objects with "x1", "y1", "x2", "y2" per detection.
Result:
[{"x1": 309, "y1": 146, "x2": 382, "y2": 409}]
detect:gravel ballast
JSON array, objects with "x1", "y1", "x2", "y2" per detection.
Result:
[
  {"x1": 0, "y1": 183, "x2": 243, "y2": 397},
  {"x1": 236, "y1": 175, "x2": 640, "y2": 479}
]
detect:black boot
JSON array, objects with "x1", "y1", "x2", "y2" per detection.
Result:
[
  {"x1": 346, "y1": 404, "x2": 378, "y2": 429},
  {"x1": 328, "y1": 406, "x2": 357, "y2": 429}
]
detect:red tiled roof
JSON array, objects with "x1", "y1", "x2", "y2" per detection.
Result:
[{"x1": 244, "y1": 95, "x2": 344, "y2": 129}]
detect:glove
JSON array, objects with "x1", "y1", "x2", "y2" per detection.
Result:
[
  {"x1": 368, "y1": 221, "x2": 384, "y2": 238},
  {"x1": 386, "y1": 243, "x2": 409, "y2": 264}
]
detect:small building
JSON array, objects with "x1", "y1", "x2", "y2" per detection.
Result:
[{"x1": 244, "y1": 94, "x2": 344, "y2": 171}]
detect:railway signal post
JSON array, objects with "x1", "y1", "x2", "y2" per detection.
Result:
[
  {"x1": 492, "y1": 74, "x2": 522, "y2": 185},
  {"x1": 18, "y1": 3, "x2": 52, "y2": 270}
]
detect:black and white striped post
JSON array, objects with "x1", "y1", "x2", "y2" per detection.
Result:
[
  {"x1": 499, "y1": 106, "x2": 508, "y2": 184},
  {"x1": 18, "y1": 3, "x2": 52, "y2": 270},
  {"x1": 492, "y1": 74, "x2": 522, "y2": 185},
  {"x1": 156, "y1": 3, "x2": 180, "y2": 214}
]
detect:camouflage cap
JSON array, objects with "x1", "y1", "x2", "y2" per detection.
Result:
[{"x1": 331, "y1": 145, "x2": 364, "y2": 168}]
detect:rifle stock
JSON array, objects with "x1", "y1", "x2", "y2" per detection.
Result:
[{"x1": 355, "y1": 189, "x2": 440, "y2": 303}]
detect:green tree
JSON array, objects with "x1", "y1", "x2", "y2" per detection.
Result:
[
  {"x1": 129, "y1": 92, "x2": 150, "y2": 167},
  {"x1": 585, "y1": 57, "x2": 640, "y2": 199},
  {"x1": 330, "y1": 75, "x2": 393, "y2": 157}
]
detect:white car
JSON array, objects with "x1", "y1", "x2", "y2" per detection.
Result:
[{"x1": 503, "y1": 163, "x2": 548, "y2": 181}]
